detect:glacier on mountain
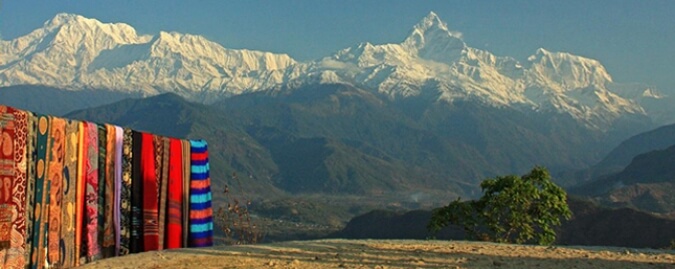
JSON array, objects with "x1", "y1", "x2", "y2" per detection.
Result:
[{"x1": 0, "y1": 12, "x2": 664, "y2": 128}]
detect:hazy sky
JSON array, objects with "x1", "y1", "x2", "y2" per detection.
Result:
[{"x1": 2, "y1": 1, "x2": 674, "y2": 92}]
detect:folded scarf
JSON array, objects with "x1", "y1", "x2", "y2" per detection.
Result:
[{"x1": 30, "y1": 114, "x2": 51, "y2": 269}]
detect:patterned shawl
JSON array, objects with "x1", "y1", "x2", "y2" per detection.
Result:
[
  {"x1": 119, "y1": 128, "x2": 133, "y2": 255},
  {"x1": 47, "y1": 117, "x2": 65, "y2": 266},
  {"x1": 141, "y1": 132, "x2": 158, "y2": 251},
  {"x1": 60, "y1": 119, "x2": 80, "y2": 268},
  {"x1": 188, "y1": 140, "x2": 213, "y2": 247},
  {"x1": 30, "y1": 114, "x2": 51, "y2": 269},
  {"x1": 101, "y1": 125, "x2": 116, "y2": 257},
  {"x1": 157, "y1": 136, "x2": 170, "y2": 250},
  {"x1": 23, "y1": 112, "x2": 36, "y2": 267},
  {"x1": 0, "y1": 106, "x2": 28, "y2": 269},
  {"x1": 96, "y1": 125, "x2": 107, "y2": 257},
  {"x1": 84, "y1": 122, "x2": 101, "y2": 262}
]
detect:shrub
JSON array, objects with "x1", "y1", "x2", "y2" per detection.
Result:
[{"x1": 428, "y1": 166, "x2": 571, "y2": 245}]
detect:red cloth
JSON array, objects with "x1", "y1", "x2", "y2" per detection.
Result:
[
  {"x1": 165, "y1": 138, "x2": 183, "y2": 249},
  {"x1": 141, "y1": 133, "x2": 158, "y2": 251}
]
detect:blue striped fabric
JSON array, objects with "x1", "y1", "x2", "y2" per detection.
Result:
[{"x1": 188, "y1": 140, "x2": 213, "y2": 247}]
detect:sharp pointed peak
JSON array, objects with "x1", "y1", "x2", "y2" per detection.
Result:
[
  {"x1": 403, "y1": 11, "x2": 465, "y2": 52},
  {"x1": 413, "y1": 11, "x2": 448, "y2": 32},
  {"x1": 424, "y1": 11, "x2": 441, "y2": 21}
]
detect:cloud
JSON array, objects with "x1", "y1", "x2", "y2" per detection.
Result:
[{"x1": 449, "y1": 30, "x2": 463, "y2": 39}]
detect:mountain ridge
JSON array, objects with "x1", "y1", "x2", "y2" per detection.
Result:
[{"x1": 0, "y1": 12, "x2": 666, "y2": 128}]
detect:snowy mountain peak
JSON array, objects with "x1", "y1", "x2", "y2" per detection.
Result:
[
  {"x1": 403, "y1": 12, "x2": 466, "y2": 62},
  {"x1": 412, "y1": 12, "x2": 448, "y2": 34},
  {"x1": 527, "y1": 48, "x2": 613, "y2": 90},
  {"x1": 43, "y1": 13, "x2": 98, "y2": 29}
]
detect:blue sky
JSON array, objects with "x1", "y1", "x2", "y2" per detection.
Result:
[{"x1": 2, "y1": 1, "x2": 674, "y2": 92}]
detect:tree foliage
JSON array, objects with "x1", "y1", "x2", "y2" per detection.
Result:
[{"x1": 428, "y1": 166, "x2": 571, "y2": 245}]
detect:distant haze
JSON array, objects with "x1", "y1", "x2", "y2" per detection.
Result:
[{"x1": 1, "y1": 0, "x2": 674, "y2": 92}]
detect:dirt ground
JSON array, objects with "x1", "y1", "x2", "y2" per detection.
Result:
[{"x1": 77, "y1": 239, "x2": 675, "y2": 269}]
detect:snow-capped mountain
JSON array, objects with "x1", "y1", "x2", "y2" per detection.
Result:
[
  {"x1": 0, "y1": 12, "x2": 663, "y2": 128},
  {"x1": 294, "y1": 12, "x2": 653, "y2": 129},
  {"x1": 0, "y1": 13, "x2": 296, "y2": 102}
]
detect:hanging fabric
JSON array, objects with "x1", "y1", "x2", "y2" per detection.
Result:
[
  {"x1": 130, "y1": 131, "x2": 143, "y2": 253},
  {"x1": 75, "y1": 121, "x2": 85, "y2": 267},
  {"x1": 47, "y1": 117, "x2": 66, "y2": 267},
  {"x1": 188, "y1": 140, "x2": 213, "y2": 247},
  {"x1": 84, "y1": 122, "x2": 101, "y2": 262},
  {"x1": 113, "y1": 126, "x2": 123, "y2": 256},
  {"x1": 157, "y1": 136, "x2": 170, "y2": 250},
  {"x1": 119, "y1": 128, "x2": 133, "y2": 255},
  {"x1": 23, "y1": 112, "x2": 36, "y2": 268},
  {"x1": 141, "y1": 132, "x2": 158, "y2": 251},
  {"x1": 101, "y1": 125, "x2": 116, "y2": 257},
  {"x1": 60, "y1": 119, "x2": 80, "y2": 268},
  {"x1": 31, "y1": 114, "x2": 51, "y2": 269},
  {"x1": 0, "y1": 104, "x2": 215, "y2": 268},
  {"x1": 181, "y1": 140, "x2": 191, "y2": 247},
  {"x1": 96, "y1": 125, "x2": 107, "y2": 257},
  {"x1": 0, "y1": 106, "x2": 28, "y2": 269},
  {"x1": 165, "y1": 138, "x2": 183, "y2": 249}
]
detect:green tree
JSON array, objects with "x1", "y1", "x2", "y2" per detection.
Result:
[{"x1": 428, "y1": 166, "x2": 571, "y2": 245}]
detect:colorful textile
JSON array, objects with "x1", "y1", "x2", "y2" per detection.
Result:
[
  {"x1": 188, "y1": 140, "x2": 213, "y2": 247},
  {"x1": 31, "y1": 114, "x2": 50, "y2": 269},
  {"x1": 60, "y1": 119, "x2": 80, "y2": 268},
  {"x1": 23, "y1": 112, "x2": 36, "y2": 267},
  {"x1": 157, "y1": 136, "x2": 170, "y2": 250},
  {"x1": 96, "y1": 125, "x2": 107, "y2": 257},
  {"x1": 101, "y1": 125, "x2": 116, "y2": 257},
  {"x1": 75, "y1": 122, "x2": 85, "y2": 267},
  {"x1": 181, "y1": 140, "x2": 191, "y2": 247},
  {"x1": 47, "y1": 117, "x2": 65, "y2": 266},
  {"x1": 119, "y1": 128, "x2": 133, "y2": 255},
  {"x1": 113, "y1": 126, "x2": 123, "y2": 256},
  {"x1": 130, "y1": 131, "x2": 143, "y2": 253},
  {"x1": 142, "y1": 133, "x2": 159, "y2": 251},
  {"x1": 0, "y1": 104, "x2": 215, "y2": 268},
  {"x1": 0, "y1": 106, "x2": 28, "y2": 269},
  {"x1": 84, "y1": 122, "x2": 100, "y2": 261},
  {"x1": 165, "y1": 138, "x2": 183, "y2": 249}
]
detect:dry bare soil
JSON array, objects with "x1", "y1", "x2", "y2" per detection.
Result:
[{"x1": 77, "y1": 239, "x2": 674, "y2": 269}]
